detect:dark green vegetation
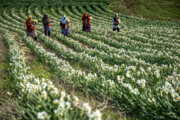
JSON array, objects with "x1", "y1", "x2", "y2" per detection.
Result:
[
  {"x1": 1, "y1": 0, "x2": 180, "y2": 21},
  {"x1": 0, "y1": 0, "x2": 109, "y2": 6},
  {"x1": 110, "y1": 0, "x2": 180, "y2": 21}
]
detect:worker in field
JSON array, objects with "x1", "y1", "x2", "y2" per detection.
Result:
[
  {"x1": 42, "y1": 13, "x2": 51, "y2": 36},
  {"x1": 26, "y1": 16, "x2": 38, "y2": 40},
  {"x1": 82, "y1": 13, "x2": 92, "y2": 33},
  {"x1": 64, "y1": 19, "x2": 71, "y2": 36},
  {"x1": 60, "y1": 15, "x2": 67, "y2": 36},
  {"x1": 113, "y1": 13, "x2": 120, "y2": 32}
]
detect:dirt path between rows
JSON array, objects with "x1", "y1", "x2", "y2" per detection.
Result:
[
  {"x1": 0, "y1": 33, "x2": 21, "y2": 120},
  {"x1": 0, "y1": 34, "x2": 8, "y2": 101}
]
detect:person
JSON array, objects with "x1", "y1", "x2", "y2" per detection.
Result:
[
  {"x1": 82, "y1": 13, "x2": 92, "y2": 33},
  {"x1": 60, "y1": 16, "x2": 67, "y2": 36},
  {"x1": 64, "y1": 19, "x2": 71, "y2": 36},
  {"x1": 113, "y1": 13, "x2": 120, "y2": 32},
  {"x1": 26, "y1": 16, "x2": 38, "y2": 40},
  {"x1": 42, "y1": 13, "x2": 51, "y2": 36}
]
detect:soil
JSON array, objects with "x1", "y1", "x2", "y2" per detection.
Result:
[{"x1": 124, "y1": 0, "x2": 136, "y2": 13}]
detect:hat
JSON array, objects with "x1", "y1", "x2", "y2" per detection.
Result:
[
  {"x1": 27, "y1": 16, "x2": 32, "y2": 20},
  {"x1": 67, "y1": 19, "x2": 70, "y2": 23}
]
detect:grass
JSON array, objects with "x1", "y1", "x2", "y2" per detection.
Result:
[
  {"x1": 109, "y1": 0, "x2": 180, "y2": 21},
  {"x1": 109, "y1": 0, "x2": 132, "y2": 15},
  {"x1": 0, "y1": 33, "x2": 21, "y2": 120},
  {"x1": 28, "y1": 59, "x2": 56, "y2": 79},
  {"x1": 0, "y1": 33, "x2": 9, "y2": 102},
  {"x1": 0, "y1": 61, "x2": 10, "y2": 104}
]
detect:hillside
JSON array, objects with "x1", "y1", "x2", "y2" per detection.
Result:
[{"x1": 110, "y1": 0, "x2": 180, "y2": 21}]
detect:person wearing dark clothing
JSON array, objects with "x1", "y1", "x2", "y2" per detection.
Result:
[
  {"x1": 42, "y1": 14, "x2": 51, "y2": 36},
  {"x1": 113, "y1": 13, "x2": 120, "y2": 32}
]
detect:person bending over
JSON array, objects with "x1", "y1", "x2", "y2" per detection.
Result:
[{"x1": 26, "y1": 16, "x2": 38, "y2": 40}]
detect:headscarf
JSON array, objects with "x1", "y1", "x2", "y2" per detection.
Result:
[
  {"x1": 42, "y1": 14, "x2": 50, "y2": 24},
  {"x1": 82, "y1": 13, "x2": 89, "y2": 21},
  {"x1": 67, "y1": 19, "x2": 70, "y2": 23},
  {"x1": 61, "y1": 16, "x2": 67, "y2": 24},
  {"x1": 26, "y1": 16, "x2": 32, "y2": 21},
  {"x1": 43, "y1": 14, "x2": 49, "y2": 20},
  {"x1": 115, "y1": 13, "x2": 118, "y2": 17}
]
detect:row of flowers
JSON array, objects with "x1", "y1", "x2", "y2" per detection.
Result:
[
  {"x1": 3, "y1": 5, "x2": 180, "y2": 100},
  {"x1": 16, "y1": 4, "x2": 180, "y2": 56},
  {"x1": 4, "y1": 9, "x2": 171, "y2": 83},
  {"x1": 2, "y1": 30, "x2": 102, "y2": 120},
  {"x1": 31, "y1": 7, "x2": 179, "y2": 67}
]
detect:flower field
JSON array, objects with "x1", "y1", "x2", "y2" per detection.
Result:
[{"x1": 0, "y1": 3, "x2": 180, "y2": 120}]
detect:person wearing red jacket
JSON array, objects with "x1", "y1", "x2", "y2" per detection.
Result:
[
  {"x1": 26, "y1": 16, "x2": 37, "y2": 40},
  {"x1": 82, "y1": 13, "x2": 92, "y2": 33}
]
